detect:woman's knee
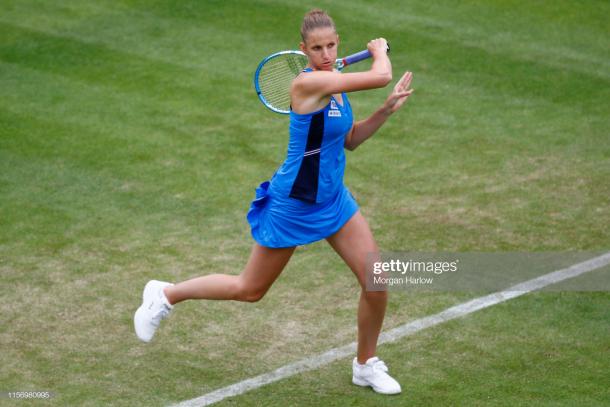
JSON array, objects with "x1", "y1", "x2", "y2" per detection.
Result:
[
  {"x1": 234, "y1": 277, "x2": 267, "y2": 302},
  {"x1": 362, "y1": 289, "x2": 387, "y2": 303}
]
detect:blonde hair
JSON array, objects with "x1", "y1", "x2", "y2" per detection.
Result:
[{"x1": 300, "y1": 9, "x2": 336, "y2": 41}]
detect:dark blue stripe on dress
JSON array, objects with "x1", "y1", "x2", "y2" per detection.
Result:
[{"x1": 289, "y1": 111, "x2": 324, "y2": 203}]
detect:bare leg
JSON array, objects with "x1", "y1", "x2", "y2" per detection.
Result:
[
  {"x1": 326, "y1": 211, "x2": 387, "y2": 364},
  {"x1": 164, "y1": 243, "x2": 295, "y2": 305}
]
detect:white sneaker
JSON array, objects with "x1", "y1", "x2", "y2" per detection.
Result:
[
  {"x1": 352, "y1": 356, "x2": 402, "y2": 395},
  {"x1": 134, "y1": 280, "x2": 173, "y2": 342}
]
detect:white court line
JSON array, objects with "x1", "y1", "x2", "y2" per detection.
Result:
[{"x1": 170, "y1": 252, "x2": 610, "y2": 407}]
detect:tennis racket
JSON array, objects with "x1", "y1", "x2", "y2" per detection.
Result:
[{"x1": 254, "y1": 44, "x2": 390, "y2": 114}]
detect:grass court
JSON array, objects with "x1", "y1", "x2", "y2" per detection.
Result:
[{"x1": 1, "y1": 0, "x2": 609, "y2": 405}]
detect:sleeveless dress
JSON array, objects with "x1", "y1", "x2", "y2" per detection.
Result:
[{"x1": 247, "y1": 69, "x2": 359, "y2": 248}]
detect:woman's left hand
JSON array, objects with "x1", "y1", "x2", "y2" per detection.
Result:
[{"x1": 383, "y1": 71, "x2": 414, "y2": 114}]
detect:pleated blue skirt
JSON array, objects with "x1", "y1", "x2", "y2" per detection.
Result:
[{"x1": 246, "y1": 181, "x2": 359, "y2": 248}]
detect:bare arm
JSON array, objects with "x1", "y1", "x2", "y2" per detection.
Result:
[
  {"x1": 345, "y1": 71, "x2": 414, "y2": 151},
  {"x1": 293, "y1": 38, "x2": 392, "y2": 97}
]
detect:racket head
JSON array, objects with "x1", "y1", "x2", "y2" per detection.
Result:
[{"x1": 254, "y1": 50, "x2": 308, "y2": 114}]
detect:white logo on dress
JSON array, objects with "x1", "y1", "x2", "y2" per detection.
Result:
[{"x1": 329, "y1": 99, "x2": 341, "y2": 117}]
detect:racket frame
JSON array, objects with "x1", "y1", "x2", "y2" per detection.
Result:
[{"x1": 254, "y1": 50, "x2": 307, "y2": 114}]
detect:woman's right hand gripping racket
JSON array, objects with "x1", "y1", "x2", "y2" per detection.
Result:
[{"x1": 253, "y1": 44, "x2": 390, "y2": 115}]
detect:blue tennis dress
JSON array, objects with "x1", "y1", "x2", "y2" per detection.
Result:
[{"x1": 247, "y1": 73, "x2": 359, "y2": 248}]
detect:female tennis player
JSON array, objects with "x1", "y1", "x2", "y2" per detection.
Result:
[{"x1": 134, "y1": 9, "x2": 413, "y2": 395}]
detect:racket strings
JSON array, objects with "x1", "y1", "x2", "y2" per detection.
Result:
[
  {"x1": 258, "y1": 54, "x2": 307, "y2": 112},
  {"x1": 260, "y1": 60, "x2": 298, "y2": 107}
]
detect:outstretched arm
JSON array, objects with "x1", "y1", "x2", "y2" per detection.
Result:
[{"x1": 344, "y1": 71, "x2": 414, "y2": 151}]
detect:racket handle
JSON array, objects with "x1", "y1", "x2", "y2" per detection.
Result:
[{"x1": 341, "y1": 43, "x2": 390, "y2": 68}]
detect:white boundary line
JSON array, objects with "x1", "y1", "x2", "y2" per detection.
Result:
[{"x1": 170, "y1": 252, "x2": 610, "y2": 407}]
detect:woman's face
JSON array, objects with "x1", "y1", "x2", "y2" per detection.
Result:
[{"x1": 300, "y1": 27, "x2": 339, "y2": 71}]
